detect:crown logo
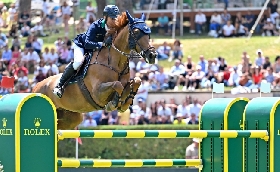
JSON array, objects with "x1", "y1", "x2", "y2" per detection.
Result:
[
  {"x1": 34, "y1": 118, "x2": 41, "y2": 128},
  {"x1": 0, "y1": 161, "x2": 4, "y2": 172},
  {"x1": 2, "y1": 118, "x2": 7, "y2": 128}
]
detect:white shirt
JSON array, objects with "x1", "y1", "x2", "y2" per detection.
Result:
[
  {"x1": 62, "y1": 6, "x2": 71, "y2": 15},
  {"x1": 223, "y1": 24, "x2": 235, "y2": 36},
  {"x1": 42, "y1": 1, "x2": 49, "y2": 15},
  {"x1": 210, "y1": 14, "x2": 221, "y2": 24},
  {"x1": 8, "y1": 8, "x2": 16, "y2": 20},
  {"x1": 135, "y1": 82, "x2": 150, "y2": 100},
  {"x1": 49, "y1": 53, "x2": 59, "y2": 63},
  {"x1": 189, "y1": 103, "x2": 202, "y2": 119},
  {"x1": 21, "y1": 52, "x2": 30, "y2": 61},
  {"x1": 18, "y1": 76, "x2": 29, "y2": 87},
  {"x1": 33, "y1": 25, "x2": 43, "y2": 31},
  {"x1": 44, "y1": 64, "x2": 59, "y2": 75},
  {"x1": 157, "y1": 106, "x2": 172, "y2": 116},
  {"x1": 195, "y1": 13, "x2": 206, "y2": 23},
  {"x1": 177, "y1": 104, "x2": 190, "y2": 117},
  {"x1": 29, "y1": 51, "x2": 40, "y2": 63},
  {"x1": 32, "y1": 40, "x2": 42, "y2": 50},
  {"x1": 42, "y1": 52, "x2": 51, "y2": 62},
  {"x1": 169, "y1": 64, "x2": 185, "y2": 75}
]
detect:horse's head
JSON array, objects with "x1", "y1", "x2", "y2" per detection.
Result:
[
  {"x1": 111, "y1": 11, "x2": 155, "y2": 64},
  {"x1": 124, "y1": 11, "x2": 157, "y2": 64}
]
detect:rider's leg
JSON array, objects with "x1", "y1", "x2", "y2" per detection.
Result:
[{"x1": 53, "y1": 44, "x2": 84, "y2": 98}]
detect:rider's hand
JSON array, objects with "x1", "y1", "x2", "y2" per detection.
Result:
[{"x1": 103, "y1": 36, "x2": 113, "y2": 47}]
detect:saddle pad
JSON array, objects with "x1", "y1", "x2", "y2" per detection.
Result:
[{"x1": 67, "y1": 52, "x2": 92, "y2": 86}]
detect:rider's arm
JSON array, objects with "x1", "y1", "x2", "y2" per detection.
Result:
[{"x1": 84, "y1": 24, "x2": 103, "y2": 50}]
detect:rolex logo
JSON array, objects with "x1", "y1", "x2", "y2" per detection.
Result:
[
  {"x1": 34, "y1": 118, "x2": 41, "y2": 128},
  {"x1": 2, "y1": 118, "x2": 7, "y2": 128}
]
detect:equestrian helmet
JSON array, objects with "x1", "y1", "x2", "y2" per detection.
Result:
[{"x1": 103, "y1": 5, "x2": 120, "y2": 19}]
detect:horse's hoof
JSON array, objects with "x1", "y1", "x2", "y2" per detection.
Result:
[{"x1": 105, "y1": 102, "x2": 117, "y2": 112}]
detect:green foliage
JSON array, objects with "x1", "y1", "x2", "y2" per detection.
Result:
[{"x1": 58, "y1": 125, "x2": 198, "y2": 159}]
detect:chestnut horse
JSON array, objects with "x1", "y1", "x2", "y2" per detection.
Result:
[{"x1": 33, "y1": 11, "x2": 157, "y2": 130}]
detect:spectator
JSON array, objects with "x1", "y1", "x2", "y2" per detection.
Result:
[
  {"x1": 255, "y1": 49, "x2": 265, "y2": 67},
  {"x1": 170, "y1": 59, "x2": 188, "y2": 91},
  {"x1": 86, "y1": 2, "x2": 96, "y2": 23},
  {"x1": 209, "y1": 11, "x2": 221, "y2": 37},
  {"x1": 19, "y1": 11, "x2": 31, "y2": 28},
  {"x1": 218, "y1": 20, "x2": 235, "y2": 38},
  {"x1": 268, "y1": 0, "x2": 279, "y2": 24},
  {"x1": 2, "y1": 45, "x2": 12, "y2": 67},
  {"x1": 15, "y1": 70, "x2": 29, "y2": 93},
  {"x1": 157, "y1": 41, "x2": 171, "y2": 60},
  {"x1": 157, "y1": 13, "x2": 169, "y2": 34},
  {"x1": 76, "y1": 17, "x2": 87, "y2": 34},
  {"x1": 177, "y1": 99, "x2": 190, "y2": 118},
  {"x1": 194, "y1": 9, "x2": 206, "y2": 36},
  {"x1": 172, "y1": 39, "x2": 183, "y2": 60},
  {"x1": 235, "y1": 22, "x2": 248, "y2": 37},
  {"x1": 135, "y1": 76, "x2": 150, "y2": 102},
  {"x1": 244, "y1": 10, "x2": 255, "y2": 30},
  {"x1": 263, "y1": 56, "x2": 271, "y2": 70},
  {"x1": 61, "y1": 1, "x2": 71, "y2": 36},
  {"x1": 173, "y1": 113, "x2": 186, "y2": 125},
  {"x1": 228, "y1": 66, "x2": 242, "y2": 87},
  {"x1": 21, "y1": 23, "x2": 30, "y2": 37},
  {"x1": 155, "y1": 66, "x2": 169, "y2": 90},
  {"x1": 197, "y1": 55, "x2": 208, "y2": 74},
  {"x1": 262, "y1": 18, "x2": 277, "y2": 36},
  {"x1": 189, "y1": 65, "x2": 205, "y2": 90},
  {"x1": 32, "y1": 22, "x2": 47, "y2": 37},
  {"x1": 185, "y1": 138, "x2": 199, "y2": 159},
  {"x1": 157, "y1": 100, "x2": 172, "y2": 124},
  {"x1": 136, "y1": 58, "x2": 150, "y2": 72},
  {"x1": 220, "y1": 9, "x2": 231, "y2": 27}
]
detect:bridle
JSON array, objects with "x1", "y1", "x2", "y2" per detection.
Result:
[
  {"x1": 111, "y1": 21, "x2": 155, "y2": 60},
  {"x1": 90, "y1": 21, "x2": 155, "y2": 80}
]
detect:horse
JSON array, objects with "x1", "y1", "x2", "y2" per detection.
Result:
[{"x1": 32, "y1": 11, "x2": 158, "y2": 130}]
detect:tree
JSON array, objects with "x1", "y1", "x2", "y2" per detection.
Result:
[
  {"x1": 95, "y1": 0, "x2": 107, "y2": 19},
  {"x1": 18, "y1": 0, "x2": 31, "y2": 15},
  {"x1": 115, "y1": 0, "x2": 133, "y2": 15}
]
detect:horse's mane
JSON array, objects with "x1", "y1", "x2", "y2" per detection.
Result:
[{"x1": 107, "y1": 12, "x2": 129, "y2": 35}]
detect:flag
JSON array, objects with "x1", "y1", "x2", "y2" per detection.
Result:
[
  {"x1": 260, "y1": 82, "x2": 271, "y2": 93},
  {"x1": 212, "y1": 82, "x2": 224, "y2": 93},
  {"x1": 75, "y1": 127, "x2": 83, "y2": 145}
]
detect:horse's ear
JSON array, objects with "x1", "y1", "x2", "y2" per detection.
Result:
[
  {"x1": 126, "y1": 10, "x2": 134, "y2": 24},
  {"x1": 141, "y1": 13, "x2": 146, "y2": 21}
]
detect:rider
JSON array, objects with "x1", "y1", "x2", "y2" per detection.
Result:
[{"x1": 53, "y1": 5, "x2": 120, "y2": 98}]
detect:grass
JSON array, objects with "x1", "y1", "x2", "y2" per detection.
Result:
[{"x1": 156, "y1": 36, "x2": 280, "y2": 69}]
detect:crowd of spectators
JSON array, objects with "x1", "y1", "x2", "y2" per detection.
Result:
[{"x1": 80, "y1": 95, "x2": 201, "y2": 127}]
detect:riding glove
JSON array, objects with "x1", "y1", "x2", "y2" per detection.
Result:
[{"x1": 103, "y1": 36, "x2": 113, "y2": 47}]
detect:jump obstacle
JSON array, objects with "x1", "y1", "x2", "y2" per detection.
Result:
[{"x1": 0, "y1": 93, "x2": 280, "y2": 172}]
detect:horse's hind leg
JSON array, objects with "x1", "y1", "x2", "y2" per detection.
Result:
[
  {"x1": 118, "y1": 77, "x2": 141, "y2": 112},
  {"x1": 57, "y1": 109, "x2": 84, "y2": 130}
]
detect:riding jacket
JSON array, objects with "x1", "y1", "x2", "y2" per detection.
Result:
[{"x1": 73, "y1": 18, "x2": 107, "y2": 52}]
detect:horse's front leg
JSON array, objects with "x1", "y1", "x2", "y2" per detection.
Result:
[
  {"x1": 97, "y1": 81, "x2": 124, "y2": 111},
  {"x1": 118, "y1": 77, "x2": 141, "y2": 112}
]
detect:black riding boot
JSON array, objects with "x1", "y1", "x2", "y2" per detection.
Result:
[{"x1": 53, "y1": 62, "x2": 76, "y2": 98}]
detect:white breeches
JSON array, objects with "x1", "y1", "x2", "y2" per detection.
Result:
[
  {"x1": 270, "y1": 12, "x2": 279, "y2": 24},
  {"x1": 72, "y1": 43, "x2": 85, "y2": 70}
]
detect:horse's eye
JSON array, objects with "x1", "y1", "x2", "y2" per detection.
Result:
[{"x1": 134, "y1": 29, "x2": 140, "y2": 34}]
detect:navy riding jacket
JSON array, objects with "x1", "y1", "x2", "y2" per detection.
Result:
[{"x1": 73, "y1": 18, "x2": 107, "y2": 51}]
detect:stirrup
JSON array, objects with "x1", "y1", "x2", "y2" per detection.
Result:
[{"x1": 53, "y1": 86, "x2": 64, "y2": 99}]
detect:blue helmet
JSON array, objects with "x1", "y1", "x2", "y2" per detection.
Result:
[{"x1": 103, "y1": 5, "x2": 120, "y2": 19}]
